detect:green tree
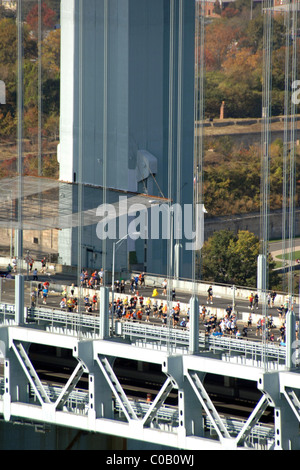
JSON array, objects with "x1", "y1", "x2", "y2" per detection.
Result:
[
  {"x1": 202, "y1": 229, "x2": 237, "y2": 284},
  {"x1": 202, "y1": 229, "x2": 278, "y2": 288},
  {"x1": 227, "y1": 230, "x2": 260, "y2": 286},
  {"x1": 0, "y1": 17, "x2": 37, "y2": 138}
]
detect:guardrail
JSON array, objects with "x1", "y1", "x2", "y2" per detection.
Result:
[{"x1": 118, "y1": 320, "x2": 286, "y2": 363}]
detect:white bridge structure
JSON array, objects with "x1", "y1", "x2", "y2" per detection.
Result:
[
  {"x1": 0, "y1": 283, "x2": 300, "y2": 451},
  {"x1": 2, "y1": 0, "x2": 299, "y2": 451}
]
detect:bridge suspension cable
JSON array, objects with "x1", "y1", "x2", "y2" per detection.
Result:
[
  {"x1": 193, "y1": 0, "x2": 205, "y2": 291},
  {"x1": 260, "y1": 0, "x2": 273, "y2": 368}
]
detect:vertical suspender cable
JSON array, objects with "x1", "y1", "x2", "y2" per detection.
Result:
[
  {"x1": 16, "y1": 0, "x2": 23, "y2": 269},
  {"x1": 77, "y1": 0, "x2": 84, "y2": 337},
  {"x1": 38, "y1": 0, "x2": 42, "y2": 177},
  {"x1": 193, "y1": 0, "x2": 205, "y2": 292},
  {"x1": 260, "y1": 0, "x2": 273, "y2": 369},
  {"x1": 175, "y1": 0, "x2": 183, "y2": 281},
  {"x1": 102, "y1": 0, "x2": 108, "y2": 289},
  {"x1": 167, "y1": 0, "x2": 175, "y2": 353},
  {"x1": 288, "y1": 0, "x2": 297, "y2": 308},
  {"x1": 193, "y1": 0, "x2": 198, "y2": 295},
  {"x1": 37, "y1": 0, "x2": 43, "y2": 259},
  {"x1": 282, "y1": 1, "x2": 291, "y2": 295},
  {"x1": 188, "y1": 0, "x2": 205, "y2": 355},
  {"x1": 15, "y1": 0, "x2": 24, "y2": 325},
  {"x1": 285, "y1": 0, "x2": 298, "y2": 368}
]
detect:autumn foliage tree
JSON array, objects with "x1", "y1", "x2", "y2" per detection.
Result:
[
  {"x1": 202, "y1": 5, "x2": 293, "y2": 119},
  {"x1": 0, "y1": 6, "x2": 60, "y2": 179},
  {"x1": 26, "y1": 2, "x2": 57, "y2": 33},
  {"x1": 204, "y1": 20, "x2": 241, "y2": 71},
  {"x1": 203, "y1": 138, "x2": 300, "y2": 216}
]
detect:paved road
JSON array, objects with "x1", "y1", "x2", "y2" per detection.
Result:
[{"x1": 0, "y1": 274, "x2": 274, "y2": 316}]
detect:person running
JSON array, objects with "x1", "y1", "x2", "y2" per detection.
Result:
[
  {"x1": 256, "y1": 318, "x2": 262, "y2": 336},
  {"x1": 200, "y1": 305, "x2": 207, "y2": 322},
  {"x1": 162, "y1": 279, "x2": 167, "y2": 296},
  {"x1": 12, "y1": 257, "x2": 17, "y2": 272},
  {"x1": 145, "y1": 306, "x2": 150, "y2": 322},
  {"x1": 172, "y1": 288, "x2": 176, "y2": 301},
  {"x1": 92, "y1": 293, "x2": 98, "y2": 311},
  {"x1": 207, "y1": 286, "x2": 213, "y2": 304},
  {"x1": 31, "y1": 290, "x2": 37, "y2": 307},
  {"x1": 248, "y1": 292, "x2": 254, "y2": 310},
  {"x1": 271, "y1": 290, "x2": 277, "y2": 307},
  {"x1": 41, "y1": 257, "x2": 46, "y2": 273},
  {"x1": 42, "y1": 286, "x2": 48, "y2": 304},
  {"x1": 254, "y1": 293, "x2": 259, "y2": 310}
]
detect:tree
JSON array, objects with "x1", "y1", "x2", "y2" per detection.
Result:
[
  {"x1": 201, "y1": 229, "x2": 278, "y2": 288},
  {"x1": 44, "y1": 113, "x2": 59, "y2": 141},
  {"x1": 204, "y1": 20, "x2": 241, "y2": 70},
  {"x1": 42, "y1": 29, "x2": 60, "y2": 79},
  {"x1": 26, "y1": 2, "x2": 57, "y2": 33},
  {"x1": 203, "y1": 145, "x2": 262, "y2": 215},
  {"x1": 202, "y1": 229, "x2": 237, "y2": 284},
  {"x1": 0, "y1": 17, "x2": 37, "y2": 139},
  {"x1": 227, "y1": 230, "x2": 260, "y2": 286},
  {"x1": 244, "y1": 14, "x2": 285, "y2": 53}
]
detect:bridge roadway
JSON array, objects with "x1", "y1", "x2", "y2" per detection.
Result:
[
  {"x1": 0, "y1": 301, "x2": 288, "y2": 366},
  {"x1": 0, "y1": 273, "x2": 290, "y2": 344}
]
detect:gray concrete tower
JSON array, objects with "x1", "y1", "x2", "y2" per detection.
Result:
[{"x1": 58, "y1": 0, "x2": 195, "y2": 277}]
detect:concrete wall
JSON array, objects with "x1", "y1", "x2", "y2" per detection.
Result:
[{"x1": 205, "y1": 208, "x2": 300, "y2": 241}]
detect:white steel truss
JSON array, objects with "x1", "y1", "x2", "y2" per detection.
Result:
[{"x1": 1, "y1": 325, "x2": 300, "y2": 449}]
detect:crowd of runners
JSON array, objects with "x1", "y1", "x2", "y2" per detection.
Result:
[{"x1": 26, "y1": 272, "x2": 296, "y2": 345}]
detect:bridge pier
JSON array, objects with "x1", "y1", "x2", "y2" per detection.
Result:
[
  {"x1": 1, "y1": 332, "x2": 30, "y2": 422},
  {"x1": 189, "y1": 296, "x2": 199, "y2": 355},
  {"x1": 258, "y1": 371, "x2": 300, "y2": 450},
  {"x1": 99, "y1": 287, "x2": 109, "y2": 339},
  {"x1": 78, "y1": 340, "x2": 114, "y2": 425},
  {"x1": 15, "y1": 275, "x2": 24, "y2": 326}
]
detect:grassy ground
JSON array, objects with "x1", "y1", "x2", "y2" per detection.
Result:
[{"x1": 276, "y1": 251, "x2": 300, "y2": 261}]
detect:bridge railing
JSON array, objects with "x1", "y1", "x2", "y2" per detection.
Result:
[
  {"x1": 118, "y1": 320, "x2": 286, "y2": 363},
  {"x1": 0, "y1": 303, "x2": 17, "y2": 325}
]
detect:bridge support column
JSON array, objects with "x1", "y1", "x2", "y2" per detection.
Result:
[
  {"x1": 165, "y1": 356, "x2": 204, "y2": 440},
  {"x1": 258, "y1": 371, "x2": 300, "y2": 450},
  {"x1": 274, "y1": 404, "x2": 300, "y2": 450},
  {"x1": 77, "y1": 341, "x2": 113, "y2": 428},
  {"x1": 99, "y1": 287, "x2": 109, "y2": 339},
  {"x1": 177, "y1": 376, "x2": 205, "y2": 440},
  {"x1": 286, "y1": 310, "x2": 296, "y2": 370},
  {"x1": 15, "y1": 275, "x2": 24, "y2": 325},
  {"x1": 189, "y1": 296, "x2": 199, "y2": 355},
  {"x1": 2, "y1": 344, "x2": 30, "y2": 421}
]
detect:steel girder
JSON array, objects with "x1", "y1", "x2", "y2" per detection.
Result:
[{"x1": 0, "y1": 325, "x2": 300, "y2": 449}]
